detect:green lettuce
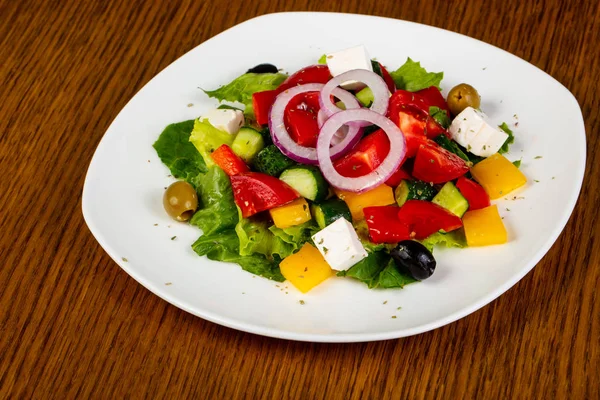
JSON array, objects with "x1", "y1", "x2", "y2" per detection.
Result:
[
  {"x1": 190, "y1": 167, "x2": 238, "y2": 235},
  {"x1": 235, "y1": 215, "x2": 294, "y2": 259},
  {"x1": 269, "y1": 220, "x2": 319, "y2": 250},
  {"x1": 153, "y1": 120, "x2": 206, "y2": 182},
  {"x1": 189, "y1": 119, "x2": 234, "y2": 168},
  {"x1": 203, "y1": 72, "x2": 288, "y2": 116},
  {"x1": 498, "y1": 122, "x2": 515, "y2": 154},
  {"x1": 429, "y1": 106, "x2": 451, "y2": 129},
  {"x1": 337, "y1": 251, "x2": 416, "y2": 289},
  {"x1": 390, "y1": 58, "x2": 443, "y2": 92},
  {"x1": 192, "y1": 230, "x2": 285, "y2": 282},
  {"x1": 419, "y1": 230, "x2": 467, "y2": 253}
]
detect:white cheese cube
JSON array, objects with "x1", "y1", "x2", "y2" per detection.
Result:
[
  {"x1": 448, "y1": 107, "x2": 488, "y2": 148},
  {"x1": 325, "y1": 45, "x2": 373, "y2": 90},
  {"x1": 311, "y1": 218, "x2": 368, "y2": 271},
  {"x1": 468, "y1": 123, "x2": 509, "y2": 157},
  {"x1": 201, "y1": 108, "x2": 244, "y2": 134}
]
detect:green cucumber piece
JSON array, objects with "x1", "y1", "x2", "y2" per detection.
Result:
[
  {"x1": 252, "y1": 145, "x2": 296, "y2": 176},
  {"x1": 311, "y1": 199, "x2": 352, "y2": 229},
  {"x1": 432, "y1": 182, "x2": 469, "y2": 217},
  {"x1": 356, "y1": 87, "x2": 374, "y2": 107},
  {"x1": 395, "y1": 180, "x2": 437, "y2": 206},
  {"x1": 279, "y1": 166, "x2": 329, "y2": 202},
  {"x1": 231, "y1": 127, "x2": 265, "y2": 163}
]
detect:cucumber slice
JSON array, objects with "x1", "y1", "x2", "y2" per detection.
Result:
[
  {"x1": 395, "y1": 180, "x2": 437, "y2": 206},
  {"x1": 279, "y1": 166, "x2": 329, "y2": 202},
  {"x1": 432, "y1": 182, "x2": 469, "y2": 217},
  {"x1": 231, "y1": 127, "x2": 265, "y2": 163},
  {"x1": 252, "y1": 145, "x2": 295, "y2": 176},
  {"x1": 356, "y1": 87, "x2": 374, "y2": 107},
  {"x1": 311, "y1": 199, "x2": 352, "y2": 229}
]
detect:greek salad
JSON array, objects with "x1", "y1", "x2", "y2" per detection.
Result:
[{"x1": 153, "y1": 45, "x2": 527, "y2": 293}]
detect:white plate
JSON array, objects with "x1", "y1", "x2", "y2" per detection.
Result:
[{"x1": 82, "y1": 12, "x2": 586, "y2": 342}]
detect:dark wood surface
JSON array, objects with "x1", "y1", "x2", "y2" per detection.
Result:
[{"x1": 1, "y1": 0, "x2": 598, "y2": 398}]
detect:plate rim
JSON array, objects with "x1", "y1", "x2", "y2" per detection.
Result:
[{"x1": 82, "y1": 11, "x2": 587, "y2": 343}]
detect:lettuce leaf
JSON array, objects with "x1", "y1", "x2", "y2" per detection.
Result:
[
  {"x1": 190, "y1": 167, "x2": 238, "y2": 235},
  {"x1": 419, "y1": 230, "x2": 467, "y2": 253},
  {"x1": 337, "y1": 251, "x2": 416, "y2": 289},
  {"x1": 390, "y1": 58, "x2": 443, "y2": 92},
  {"x1": 236, "y1": 216, "x2": 294, "y2": 259},
  {"x1": 203, "y1": 72, "x2": 288, "y2": 116},
  {"x1": 192, "y1": 230, "x2": 285, "y2": 282},
  {"x1": 189, "y1": 119, "x2": 234, "y2": 168},
  {"x1": 429, "y1": 106, "x2": 451, "y2": 129},
  {"x1": 153, "y1": 120, "x2": 206, "y2": 182},
  {"x1": 498, "y1": 122, "x2": 515, "y2": 154}
]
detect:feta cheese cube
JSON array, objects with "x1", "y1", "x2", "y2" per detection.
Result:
[
  {"x1": 326, "y1": 45, "x2": 373, "y2": 90},
  {"x1": 311, "y1": 218, "x2": 368, "y2": 271},
  {"x1": 201, "y1": 108, "x2": 244, "y2": 134},
  {"x1": 468, "y1": 123, "x2": 509, "y2": 157},
  {"x1": 448, "y1": 107, "x2": 488, "y2": 148}
]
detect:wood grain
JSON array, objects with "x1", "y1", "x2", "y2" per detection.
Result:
[{"x1": 1, "y1": 0, "x2": 598, "y2": 398}]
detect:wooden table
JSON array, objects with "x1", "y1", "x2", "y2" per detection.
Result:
[{"x1": 1, "y1": 0, "x2": 598, "y2": 398}]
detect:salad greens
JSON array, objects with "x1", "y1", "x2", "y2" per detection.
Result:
[
  {"x1": 189, "y1": 166, "x2": 238, "y2": 236},
  {"x1": 203, "y1": 72, "x2": 288, "y2": 117},
  {"x1": 390, "y1": 58, "x2": 444, "y2": 92},
  {"x1": 498, "y1": 122, "x2": 515, "y2": 154},
  {"x1": 153, "y1": 120, "x2": 207, "y2": 182},
  {"x1": 337, "y1": 252, "x2": 417, "y2": 289},
  {"x1": 189, "y1": 119, "x2": 235, "y2": 168}
]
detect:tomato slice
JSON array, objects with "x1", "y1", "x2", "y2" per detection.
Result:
[
  {"x1": 398, "y1": 111, "x2": 429, "y2": 158},
  {"x1": 333, "y1": 130, "x2": 391, "y2": 177},
  {"x1": 397, "y1": 200, "x2": 463, "y2": 240},
  {"x1": 385, "y1": 165, "x2": 412, "y2": 187},
  {"x1": 412, "y1": 142, "x2": 469, "y2": 184},
  {"x1": 456, "y1": 176, "x2": 491, "y2": 210},
  {"x1": 230, "y1": 172, "x2": 299, "y2": 218},
  {"x1": 388, "y1": 88, "x2": 450, "y2": 141},
  {"x1": 277, "y1": 65, "x2": 332, "y2": 92},
  {"x1": 416, "y1": 86, "x2": 450, "y2": 115},
  {"x1": 364, "y1": 205, "x2": 410, "y2": 243},
  {"x1": 378, "y1": 63, "x2": 396, "y2": 93},
  {"x1": 252, "y1": 90, "x2": 278, "y2": 126},
  {"x1": 283, "y1": 91, "x2": 321, "y2": 147},
  {"x1": 210, "y1": 144, "x2": 250, "y2": 176}
]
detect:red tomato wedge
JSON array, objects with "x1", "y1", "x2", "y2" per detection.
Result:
[
  {"x1": 416, "y1": 86, "x2": 450, "y2": 115},
  {"x1": 398, "y1": 111, "x2": 430, "y2": 158},
  {"x1": 283, "y1": 91, "x2": 321, "y2": 147},
  {"x1": 252, "y1": 90, "x2": 278, "y2": 126},
  {"x1": 456, "y1": 176, "x2": 491, "y2": 210},
  {"x1": 210, "y1": 144, "x2": 250, "y2": 176},
  {"x1": 230, "y1": 172, "x2": 299, "y2": 218},
  {"x1": 397, "y1": 200, "x2": 463, "y2": 240},
  {"x1": 412, "y1": 142, "x2": 469, "y2": 184},
  {"x1": 364, "y1": 206, "x2": 410, "y2": 243},
  {"x1": 378, "y1": 63, "x2": 396, "y2": 93},
  {"x1": 333, "y1": 130, "x2": 391, "y2": 177},
  {"x1": 385, "y1": 165, "x2": 412, "y2": 187},
  {"x1": 277, "y1": 64, "x2": 332, "y2": 92}
]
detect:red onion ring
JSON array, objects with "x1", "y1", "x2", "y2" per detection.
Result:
[
  {"x1": 317, "y1": 109, "x2": 406, "y2": 193},
  {"x1": 318, "y1": 109, "x2": 347, "y2": 146},
  {"x1": 319, "y1": 69, "x2": 389, "y2": 126},
  {"x1": 269, "y1": 84, "x2": 362, "y2": 164}
]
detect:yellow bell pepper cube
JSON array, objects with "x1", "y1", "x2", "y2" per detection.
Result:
[
  {"x1": 269, "y1": 198, "x2": 312, "y2": 229},
  {"x1": 280, "y1": 243, "x2": 335, "y2": 293},
  {"x1": 462, "y1": 205, "x2": 507, "y2": 246},
  {"x1": 470, "y1": 153, "x2": 527, "y2": 200},
  {"x1": 334, "y1": 184, "x2": 395, "y2": 221}
]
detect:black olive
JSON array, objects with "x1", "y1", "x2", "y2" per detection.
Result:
[
  {"x1": 391, "y1": 240, "x2": 436, "y2": 280},
  {"x1": 247, "y1": 63, "x2": 279, "y2": 74}
]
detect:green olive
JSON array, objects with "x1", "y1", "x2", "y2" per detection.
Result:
[
  {"x1": 163, "y1": 181, "x2": 198, "y2": 222},
  {"x1": 447, "y1": 83, "x2": 481, "y2": 116}
]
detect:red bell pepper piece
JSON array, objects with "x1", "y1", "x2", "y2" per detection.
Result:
[
  {"x1": 252, "y1": 90, "x2": 278, "y2": 126},
  {"x1": 397, "y1": 200, "x2": 463, "y2": 240},
  {"x1": 385, "y1": 165, "x2": 412, "y2": 187},
  {"x1": 210, "y1": 144, "x2": 250, "y2": 176},
  {"x1": 456, "y1": 176, "x2": 491, "y2": 210},
  {"x1": 364, "y1": 206, "x2": 410, "y2": 243},
  {"x1": 277, "y1": 64, "x2": 332, "y2": 93},
  {"x1": 230, "y1": 172, "x2": 299, "y2": 218},
  {"x1": 412, "y1": 142, "x2": 469, "y2": 184},
  {"x1": 333, "y1": 130, "x2": 391, "y2": 177}
]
